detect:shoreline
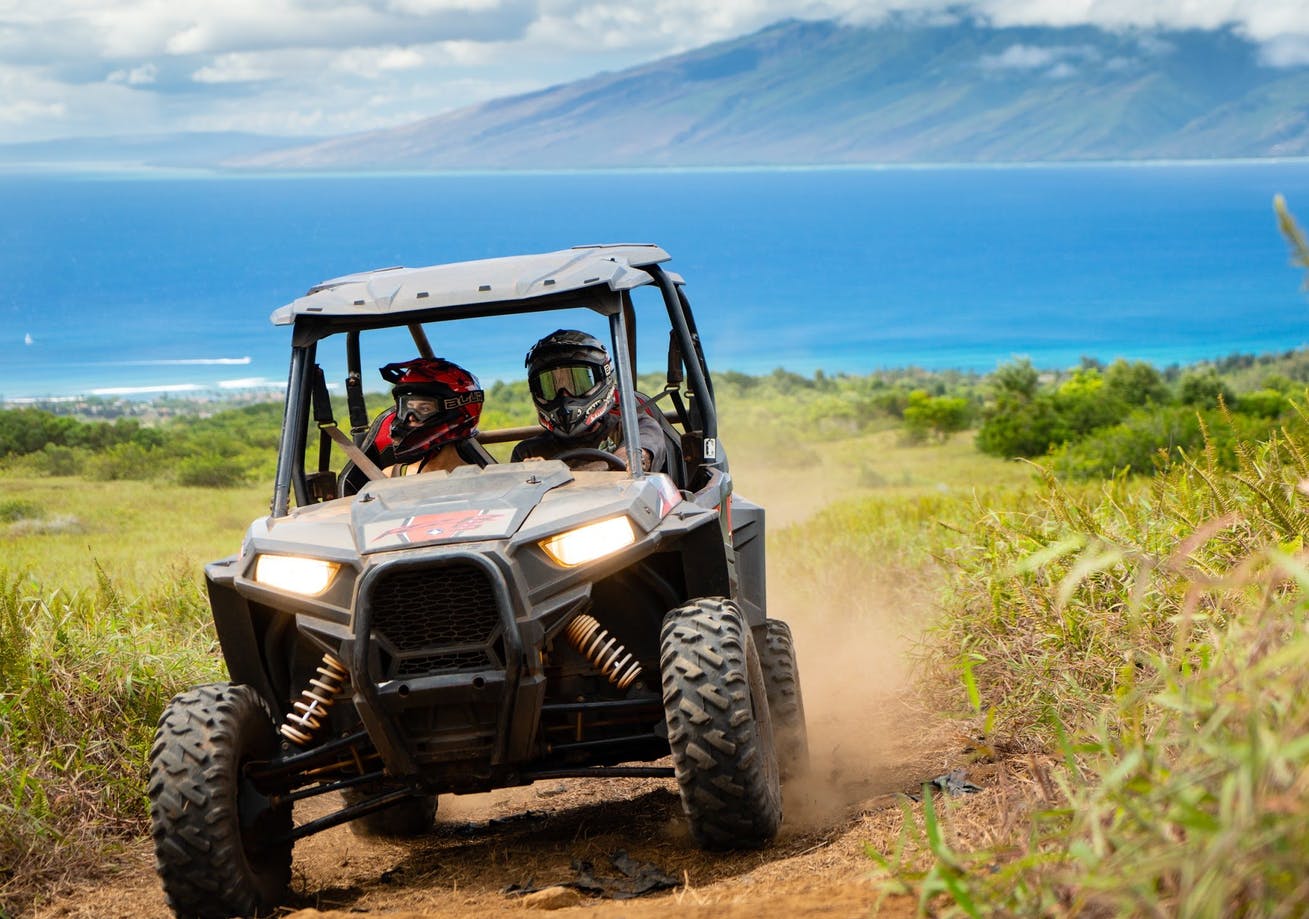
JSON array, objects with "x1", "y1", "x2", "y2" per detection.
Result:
[{"x1": 6, "y1": 345, "x2": 1309, "y2": 418}]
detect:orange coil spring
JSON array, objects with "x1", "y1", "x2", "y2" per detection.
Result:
[
  {"x1": 563, "y1": 614, "x2": 643, "y2": 691},
  {"x1": 280, "y1": 653, "x2": 350, "y2": 746}
]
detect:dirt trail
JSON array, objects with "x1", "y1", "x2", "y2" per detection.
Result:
[{"x1": 36, "y1": 463, "x2": 972, "y2": 919}]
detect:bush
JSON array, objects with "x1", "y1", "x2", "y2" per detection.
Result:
[
  {"x1": 975, "y1": 393, "x2": 1064, "y2": 458},
  {"x1": 175, "y1": 455, "x2": 248, "y2": 488},
  {"x1": 0, "y1": 499, "x2": 41, "y2": 523},
  {"x1": 27, "y1": 444, "x2": 83, "y2": 477},
  {"x1": 84, "y1": 443, "x2": 158, "y2": 481},
  {"x1": 902, "y1": 392, "x2": 972, "y2": 443}
]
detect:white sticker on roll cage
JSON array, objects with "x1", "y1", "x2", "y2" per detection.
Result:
[{"x1": 703, "y1": 438, "x2": 717, "y2": 459}]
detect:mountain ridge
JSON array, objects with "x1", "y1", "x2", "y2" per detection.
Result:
[{"x1": 229, "y1": 17, "x2": 1309, "y2": 170}]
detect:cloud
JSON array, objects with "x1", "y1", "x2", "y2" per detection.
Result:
[
  {"x1": 3, "y1": 0, "x2": 1309, "y2": 143},
  {"x1": 980, "y1": 43, "x2": 1061, "y2": 69},
  {"x1": 0, "y1": 98, "x2": 68, "y2": 124},
  {"x1": 1260, "y1": 34, "x2": 1309, "y2": 66},
  {"x1": 979, "y1": 42, "x2": 1100, "y2": 78},
  {"x1": 107, "y1": 63, "x2": 159, "y2": 85},
  {"x1": 192, "y1": 54, "x2": 279, "y2": 85}
]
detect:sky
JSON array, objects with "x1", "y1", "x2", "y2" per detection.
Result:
[{"x1": 3, "y1": 0, "x2": 1309, "y2": 145}]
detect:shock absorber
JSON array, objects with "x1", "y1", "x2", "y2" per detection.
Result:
[
  {"x1": 564, "y1": 613, "x2": 643, "y2": 691},
  {"x1": 281, "y1": 652, "x2": 350, "y2": 746}
]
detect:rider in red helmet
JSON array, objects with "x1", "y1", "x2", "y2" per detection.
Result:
[
  {"x1": 378, "y1": 357, "x2": 486, "y2": 476},
  {"x1": 511, "y1": 330, "x2": 666, "y2": 472}
]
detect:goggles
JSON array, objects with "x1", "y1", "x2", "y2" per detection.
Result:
[
  {"x1": 533, "y1": 363, "x2": 604, "y2": 401},
  {"x1": 395, "y1": 393, "x2": 444, "y2": 424}
]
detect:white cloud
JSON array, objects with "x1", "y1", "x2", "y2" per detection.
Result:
[
  {"x1": 191, "y1": 53, "x2": 278, "y2": 84},
  {"x1": 333, "y1": 46, "x2": 426, "y2": 77},
  {"x1": 107, "y1": 63, "x2": 159, "y2": 85},
  {"x1": 981, "y1": 43, "x2": 1060, "y2": 69},
  {"x1": 1261, "y1": 34, "x2": 1309, "y2": 66},
  {"x1": 0, "y1": 98, "x2": 67, "y2": 124}
]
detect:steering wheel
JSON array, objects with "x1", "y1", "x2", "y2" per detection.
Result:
[{"x1": 553, "y1": 447, "x2": 628, "y2": 471}]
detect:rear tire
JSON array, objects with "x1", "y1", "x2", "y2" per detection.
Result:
[
  {"x1": 660, "y1": 597, "x2": 782, "y2": 850},
  {"x1": 342, "y1": 790, "x2": 438, "y2": 837},
  {"x1": 758, "y1": 619, "x2": 810, "y2": 780},
  {"x1": 148, "y1": 683, "x2": 292, "y2": 919}
]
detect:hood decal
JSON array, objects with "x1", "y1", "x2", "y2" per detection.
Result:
[
  {"x1": 373, "y1": 508, "x2": 513, "y2": 546},
  {"x1": 353, "y1": 463, "x2": 574, "y2": 553}
]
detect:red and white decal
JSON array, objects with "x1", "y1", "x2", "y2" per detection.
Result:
[{"x1": 372, "y1": 508, "x2": 511, "y2": 545}]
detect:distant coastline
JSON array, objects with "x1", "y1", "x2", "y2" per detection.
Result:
[{"x1": 6, "y1": 155, "x2": 1309, "y2": 180}]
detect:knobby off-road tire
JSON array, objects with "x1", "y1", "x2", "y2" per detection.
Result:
[
  {"x1": 148, "y1": 683, "x2": 292, "y2": 919},
  {"x1": 342, "y1": 790, "x2": 438, "y2": 838},
  {"x1": 757, "y1": 618, "x2": 810, "y2": 780},
  {"x1": 660, "y1": 597, "x2": 782, "y2": 850}
]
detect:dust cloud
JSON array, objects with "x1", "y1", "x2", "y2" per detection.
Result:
[{"x1": 745, "y1": 458, "x2": 955, "y2": 832}]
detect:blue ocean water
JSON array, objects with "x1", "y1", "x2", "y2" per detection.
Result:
[{"x1": 3, "y1": 161, "x2": 1309, "y2": 401}]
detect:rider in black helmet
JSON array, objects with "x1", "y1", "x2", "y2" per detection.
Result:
[{"x1": 511, "y1": 329, "x2": 666, "y2": 472}]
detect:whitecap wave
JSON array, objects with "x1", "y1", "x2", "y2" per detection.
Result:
[
  {"x1": 90, "y1": 383, "x2": 205, "y2": 395},
  {"x1": 97, "y1": 357, "x2": 253, "y2": 366},
  {"x1": 217, "y1": 377, "x2": 284, "y2": 389}
]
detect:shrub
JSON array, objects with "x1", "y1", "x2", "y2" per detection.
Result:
[
  {"x1": 84, "y1": 443, "x2": 158, "y2": 481},
  {"x1": 0, "y1": 499, "x2": 40, "y2": 523},
  {"x1": 1177, "y1": 367, "x2": 1236, "y2": 407},
  {"x1": 175, "y1": 455, "x2": 248, "y2": 488},
  {"x1": 902, "y1": 392, "x2": 972, "y2": 443}
]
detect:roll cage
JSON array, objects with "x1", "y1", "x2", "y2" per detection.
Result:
[{"x1": 270, "y1": 245, "x2": 723, "y2": 517}]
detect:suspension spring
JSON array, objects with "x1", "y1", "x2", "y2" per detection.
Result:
[
  {"x1": 563, "y1": 613, "x2": 643, "y2": 691},
  {"x1": 281, "y1": 652, "x2": 350, "y2": 746}
]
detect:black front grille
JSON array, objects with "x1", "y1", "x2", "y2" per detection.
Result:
[{"x1": 368, "y1": 562, "x2": 503, "y2": 677}]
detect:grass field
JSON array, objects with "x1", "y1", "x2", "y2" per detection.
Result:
[{"x1": 4, "y1": 412, "x2": 1309, "y2": 917}]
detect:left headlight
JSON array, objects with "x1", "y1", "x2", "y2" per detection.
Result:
[
  {"x1": 253, "y1": 554, "x2": 340, "y2": 596},
  {"x1": 540, "y1": 517, "x2": 636, "y2": 567}
]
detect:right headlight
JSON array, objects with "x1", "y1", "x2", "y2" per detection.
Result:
[{"x1": 253, "y1": 554, "x2": 340, "y2": 596}]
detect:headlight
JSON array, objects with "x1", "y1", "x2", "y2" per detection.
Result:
[
  {"x1": 540, "y1": 517, "x2": 636, "y2": 567},
  {"x1": 253, "y1": 554, "x2": 340, "y2": 596}
]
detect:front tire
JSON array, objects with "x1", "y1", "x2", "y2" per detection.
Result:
[
  {"x1": 148, "y1": 683, "x2": 292, "y2": 918},
  {"x1": 660, "y1": 598, "x2": 782, "y2": 850}
]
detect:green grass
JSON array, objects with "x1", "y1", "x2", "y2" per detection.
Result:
[
  {"x1": 1, "y1": 478, "x2": 267, "y2": 588},
  {"x1": 865, "y1": 422, "x2": 1309, "y2": 915},
  {"x1": 8, "y1": 397, "x2": 1309, "y2": 917},
  {"x1": 0, "y1": 568, "x2": 223, "y2": 915}
]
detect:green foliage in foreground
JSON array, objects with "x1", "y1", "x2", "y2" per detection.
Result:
[
  {"x1": 0, "y1": 569, "x2": 223, "y2": 914},
  {"x1": 974, "y1": 356, "x2": 1308, "y2": 477},
  {"x1": 870, "y1": 417, "x2": 1309, "y2": 914}
]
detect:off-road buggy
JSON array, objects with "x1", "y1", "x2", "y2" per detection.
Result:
[{"x1": 147, "y1": 244, "x2": 808, "y2": 918}]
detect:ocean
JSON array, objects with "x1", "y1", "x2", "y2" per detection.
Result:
[{"x1": 4, "y1": 161, "x2": 1309, "y2": 402}]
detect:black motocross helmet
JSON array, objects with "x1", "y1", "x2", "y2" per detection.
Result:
[{"x1": 525, "y1": 330, "x2": 617, "y2": 441}]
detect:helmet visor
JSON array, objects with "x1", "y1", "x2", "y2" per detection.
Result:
[
  {"x1": 395, "y1": 393, "x2": 444, "y2": 425},
  {"x1": 534, "y1": 363, "x2": 603, "y2": 401}
]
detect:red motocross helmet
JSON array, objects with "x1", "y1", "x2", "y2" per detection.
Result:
[{"x1": 379, "y1": 357, "x2": 483, "y2": 463}]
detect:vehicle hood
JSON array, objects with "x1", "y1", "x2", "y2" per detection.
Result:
[
  {"x1": 352, "y1": 463, "x2": 572, "y2": 552},
  {"x1": 247, "y1": 462, "x2": 673, "y2": 558}
]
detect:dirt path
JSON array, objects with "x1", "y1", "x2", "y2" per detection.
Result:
[{"x1": 35, "y1": 463, "x2": 975, "y2": 919}]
